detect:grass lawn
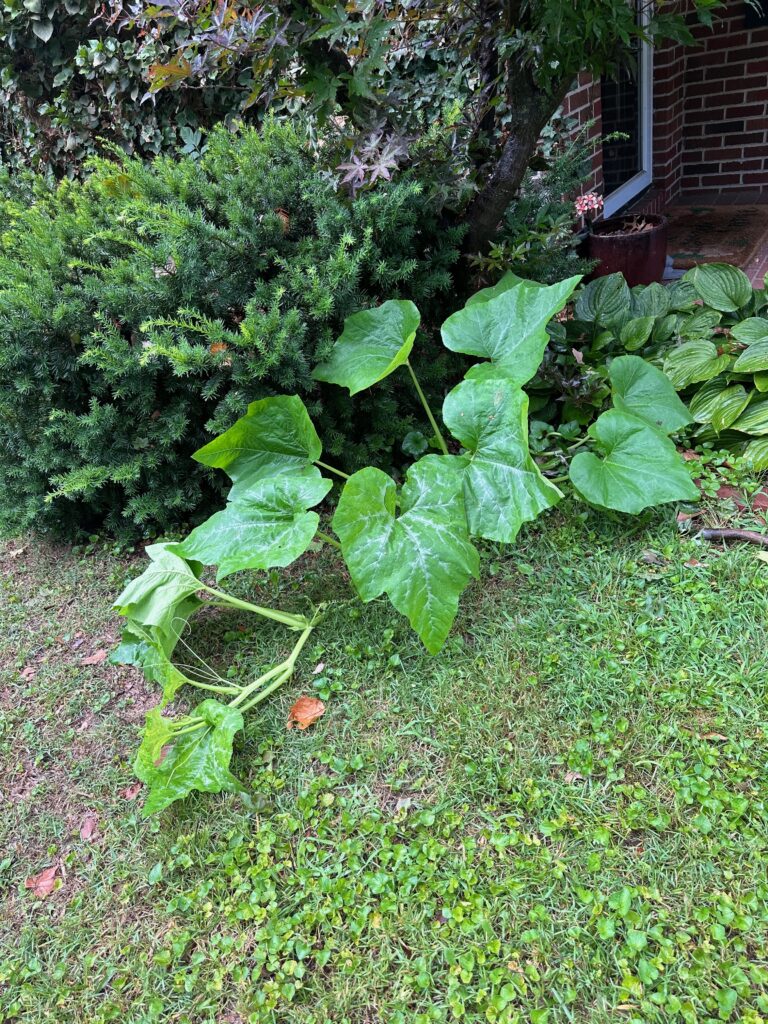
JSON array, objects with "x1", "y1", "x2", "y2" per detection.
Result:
[{"x1": 1, "y1": 500, "x2": 767, "y2": 1024}]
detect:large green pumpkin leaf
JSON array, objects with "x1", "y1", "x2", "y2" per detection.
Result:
[
  {"x1": 192, "y1": 396, "x2": 323, "y2": 500},
  {"x1": 442, "y1": 378, "x2": 561, "y2": 543},
  {"x1": 663, "y1": 341, "x2": 732, "y2": 389},
  {"x1": 465, "y1": 271, "x2": 540, "y2": 306},
  {"x1": 569, "y1": 410, "x2": 699, "y2": 514},
  {"x1": 114, "y1": 544, "x2": 203, "y2": 635},
  {"x1": 609, "y1": 355, "x2": 692, "y2": 434},
  {"x1": 732, "y1": 396, "x2": 768, "y2": 436},
  {"x1": 575, "y1": 273, "x2": 631, "y2": 326},
  {"x1": 136, "y1": 699, "x2": 247, "y2": 816},
  {"x1": 312, "y1": 300, "x2": 420, "y2": 395},
  {"x1": 171, "y1": 475, "x2": 331, "y2": 580},
  {"x1": 332, "y1": 458, "x2": 479, "y2": 654},
  {"x1": 112, "y1": 595, "x2": 201, "y2": 704},
  {"x1": 684, "y1": 263, "x2": 752, "y2": 312},
  {"x1": 441, "y1": 275, "x2": 580, "y2": 385}
]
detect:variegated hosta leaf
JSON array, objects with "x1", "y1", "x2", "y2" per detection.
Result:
[
  {"x1": 744, "y1": 437, "x2": 768, "y2": 470},
  {"x1": 441, "y1": 275, "x2": 580, "y2": 385},
  {"x1": 710, "y1": 386, "x2": 752, "y2": 432},
  {"x1": 113, "y1": 544, "x2": 203, "y2": 635},
  {"x1": 733, "y1": 340, "x2": 768, "y2": 374},
  {"x1": 569, "y1": 410, "x2": 699, "y2": 514},
  {"x1": 575, "y1": 273, "x2": 631, "y2": 326},
  {"x1": 442, "y1": 378, "x2": 561, "y2": 543},
  {"x1": 663, "y1": 341, "x2": 732, "y2": 389},
  {"x1": 689, "y1": 378, "x2": 731, "y2": 423},
  {"x1": 678, "y1": 307, "x2": 722, "y2": 340},
  {"x1": 732, "y1": 317, "x2": 768, "y2": 345},
  {"x1": 684, "y1": 262, "x2": 753, "y2": 312},
  {"x1": 732, "y1": 396, "x2": 768, "y2": 436},
  {"x1": 631, "y1": 282, "x2": 670, "y2": 319},
  {"x1": 312, "y1": 299, "x2": 420, "y2": 395},
  {"x1": 619, "y1": 317, "x2": 655, "y2": 352},
  {"x1": 192, "y1": 395, "x2": 323, "y2": 501},
  {"x1": 609, "y1": 355, "x2": 692, "y2": 434},
  {"x1": 332, "y1": 457, "x2": 479, "y2": 654},
  {"x1": 135, "y1": 699, "x2": 248, "y2": 817},
  {"x1": 171, "y1": 474, "x2": 332, "y2": 580}
]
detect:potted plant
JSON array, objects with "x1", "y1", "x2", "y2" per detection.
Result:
[{"x1": 576, "y1": 192, "x2": 669, "y2": 287}]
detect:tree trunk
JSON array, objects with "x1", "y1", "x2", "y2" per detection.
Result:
[{"x1": 463, "y1": 74, "x2": 572, "y2": 259}]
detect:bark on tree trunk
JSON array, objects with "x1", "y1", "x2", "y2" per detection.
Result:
[{"x1": 463, "y1": 74, "x2": 572, "y2": 259}]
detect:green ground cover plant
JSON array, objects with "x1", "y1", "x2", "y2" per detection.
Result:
[
  {"x1": 2, "y1": 502, "x2": 767, "y2": 1022},
  {"x1": 113, "y1": 272, "x2": 699, "y2": 816}
]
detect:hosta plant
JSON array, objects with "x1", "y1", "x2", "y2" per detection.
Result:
[
  {"x1": 660, "y1": 263, "x2": 768, "y2": 469},
  {"x1": 114, "y1": 272, "x2": 697, "y2": 815}
]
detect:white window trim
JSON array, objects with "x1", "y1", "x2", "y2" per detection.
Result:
[{"x1": 603, "y1": 20, "x2": 654, "y2": 217}]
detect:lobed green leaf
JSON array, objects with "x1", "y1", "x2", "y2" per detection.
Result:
[
  {"x1": 332, "y1": 458, "x2": 479, "y2": 654},
  {"x1": 569, "y1": 410, "x2": 699, "y2": 514},
  {"x1": 441, "y1": 275, "x2": 580, "y2": 386},
  {"x1": 312, "y1": 299, "x2": 420, "y2": 395},
  {"x1": 609, "y1": 355, "x2": 692, "y2": 434},
  {"x1": 442, "y1": 378, "x2": 562, "y2": 543}
]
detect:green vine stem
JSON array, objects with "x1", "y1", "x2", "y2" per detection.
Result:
[
  {"x1": 315, "y1": 460, "x2": 350, "y2": 480},
  {"x1": 234, "y1": 605, "x2": 325, "y2": 712},
  {"x1": 202, "y1": 585, "x2": 308, "y2": 630},
  {"x1": 405, "y1": 360, "x2": 450, "y2": 456},
  {"x1": 316, "y1": 530, "x2": 341, "y2": 550}
]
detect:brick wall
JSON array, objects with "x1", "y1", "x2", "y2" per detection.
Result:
[
  {"x1": 681, "y1": 1, "x2": 768, "y2": 193},
  {"x1": 560, "y1": 0, "x2": 768, "y2": 209}
]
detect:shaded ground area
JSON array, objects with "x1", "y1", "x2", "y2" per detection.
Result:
[
  {"x1": 665, "y1": 194, "x2": 768, "y2": 286},
  {"x1": 1, "y1": 496, "x2": 768, "y2": 1023}
]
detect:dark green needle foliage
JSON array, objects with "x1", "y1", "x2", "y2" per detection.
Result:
[{"x1": 0, "y1": 120, "x2": 462, "y2": 538}]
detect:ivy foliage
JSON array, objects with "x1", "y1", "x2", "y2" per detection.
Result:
[
  {"x1": 0, "y1": 121, "x2": 461, "y2": 538},
  {"x1": 114, "y1": 271, "x2": 698, "y2": 816}
]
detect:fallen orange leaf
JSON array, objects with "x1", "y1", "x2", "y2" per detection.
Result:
[
  {"x1": 81, "y1": 649, "x2": 108, "y2": 666},
  {"x1": 25, "y1": 865, "x2": 59, "y2": 898},
  {"x1": 286, "y1": 696, "x2": 325, "y2": 731}
]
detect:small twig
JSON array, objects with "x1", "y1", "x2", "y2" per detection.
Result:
[{"x1": 699, "y1": 528, "x2": 768, "y2": 548}]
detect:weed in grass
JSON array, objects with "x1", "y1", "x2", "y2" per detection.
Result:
[{"x1": 0, "y1": 507, "x2": 767, "y2": 1023}]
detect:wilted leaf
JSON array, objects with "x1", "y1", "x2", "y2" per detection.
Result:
[
  {"x1": 287, "y1": 696, "x2": 326, "y2": 730},
  {"x1": 121, "y1": 782, "x2": 143, "y2": 800},
  {"x1": 25, "y1": 865, "x2": 59, "y2": 898},
  {"x1": 20, "y1": 665, "x2": 36, "y2": 681}
]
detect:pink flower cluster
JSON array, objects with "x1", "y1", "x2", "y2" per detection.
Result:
[{"x1": 574, "y1": 192, "x2": 604, "y2": 216}]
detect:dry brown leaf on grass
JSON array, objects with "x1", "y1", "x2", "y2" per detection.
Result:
[
  {"x1": 79, "y1": 813, "x2": 98, "y2": 841},
  {"x1": 121, "y1": 782, "x2": 143, "y2": 800},
  {"x1": 286, "y1": 696, "x2": 325, "y2": 731},
  {"x1": 564, "y1": 771, "x2": 586, "y2": 784},
  {"x1": 20, "y1": 665, "x2": 36, "y2": 681},
  {"x1": 25, "y1": 865, "x2": 60, "y2": 898},
  {"x1": 81, "y1": 649, "x2": 108, "y2": 666}
]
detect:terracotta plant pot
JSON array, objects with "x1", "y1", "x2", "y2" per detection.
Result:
[{"x1": 586, "y1": 214, "x2": 668, "y2": 287}]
